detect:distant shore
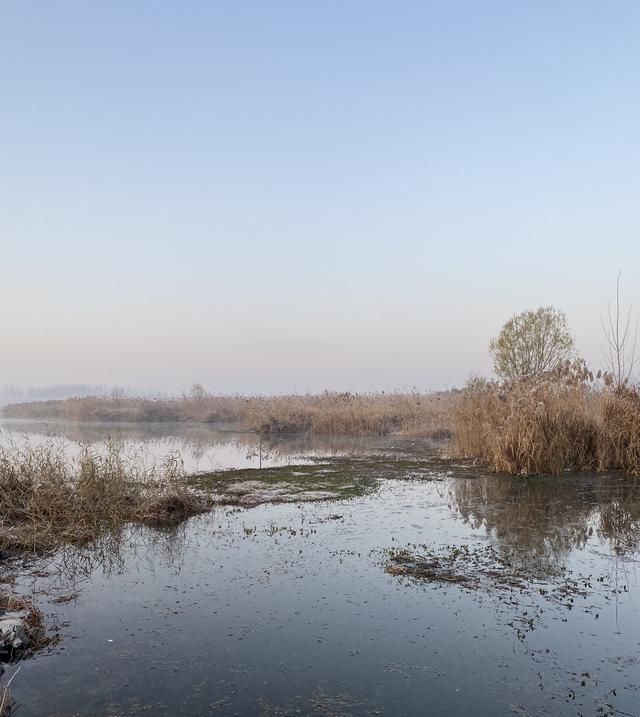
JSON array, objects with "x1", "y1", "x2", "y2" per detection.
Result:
[{"x1": 0, "y1": 391, "x2": 456, "y2": 439}]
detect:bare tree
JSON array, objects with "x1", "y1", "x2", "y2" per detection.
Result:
[
  {"x1": 490, "y1": 306, "x2": 575, "y2": 381},
  {"x1": 110, "y1": 386, "x2": 126, "y2": 404},
  {"x1": 189, "y1": 383, "x2": 207, "y2": 401},
  {"x1": 601, "y1": 273, "x2": 639, "y2": 390}
]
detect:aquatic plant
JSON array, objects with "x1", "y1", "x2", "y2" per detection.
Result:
[{"x1": 0, "y1": 441, "x2": 208, "y2": 552}]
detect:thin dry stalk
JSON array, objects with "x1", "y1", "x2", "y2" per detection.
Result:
[
  {"x1": 601, "y1": 273, "x2": 639, "y2": 390},
  {"x1": 0, "y1": 666, "x2": 19, "y2": 717}
]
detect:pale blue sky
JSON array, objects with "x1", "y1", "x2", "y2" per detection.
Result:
[{"x1": 1, "y1": 1, "x2": 639, "y2": 393}]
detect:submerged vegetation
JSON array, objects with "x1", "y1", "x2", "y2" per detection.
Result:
[
  {"x1": 0, "y1": 441, "x2": 208, "y2": 552},
  {"x1": 189, "y1": 462, "x2": 377, "y2": 507},
  {"x1": 188, "y1": 455, "x2": 443, "y2": 507},
  {"x1": 385, "y1": 543, "x2": 559, "y2": 589},
  {"x1": 0, "y1": 436, "x2": 447, "y2": 555},
  {"x1": 2, "y1": 390, "x2": 455, "y2": 438}
]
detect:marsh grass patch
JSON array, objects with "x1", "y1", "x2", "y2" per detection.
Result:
[
  {"x1": 2, "y1": 391, "x2": 455, "y2": 439},
  {"x1": 188, "y1": 456, "x2": 448, "y2": 507},
  {"x1": 452, "y1": 365, "x2": 640, "y2": 476},
  {"x1": 0, "y1": 440, "x2": 209, "y2": 553}
]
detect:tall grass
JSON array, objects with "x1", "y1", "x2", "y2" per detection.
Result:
[
  {"x1": 451, "y1": 363, "x2": 640, "y2": 475},
  {"x1": 2, "y1": 391, "x2": 455, "y2": 438},
  {"x1": 0, "y1": 441, "x2": 208, "y2": 552}
]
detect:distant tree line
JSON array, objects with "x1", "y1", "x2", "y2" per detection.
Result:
[{"x1": 0, "y1": 384, "x2": 142, "y2": 403}]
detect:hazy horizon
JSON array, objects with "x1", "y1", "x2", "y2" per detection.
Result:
[{"x1": 2, "y1": 2, "x2": 639, "y2": 394}]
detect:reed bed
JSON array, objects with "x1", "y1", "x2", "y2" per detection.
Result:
[
  {"x1": 451, "y1": 363, "x2": 640, "y2": 476},
  {"x1": 245, "y1": 392, "x2": 454, "y2": 437},
  {"x1": 2, "y1": 391, "x2": 455, "y2": 438},
  {"x1": 0, "y1": 441, "x2": 208, "y2": 552}
]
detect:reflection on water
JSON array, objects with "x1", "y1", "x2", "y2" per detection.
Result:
[
  {"x1": 0, "y1": 419, "x2": 405, "y2": 472},
  {"x1": 44, "y1": 523, "x2": 192, "y2": 591},
  {"x1": 1, "y1": 458, "x2": 639, "y2": 717},
  {"x1": 452, "y1": 473, "x2": 640, "y2": 558}
]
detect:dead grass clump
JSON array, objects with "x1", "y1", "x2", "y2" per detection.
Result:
[
  {"x1": 1, "y1": 591, "x2": 48, "y2": 659},
  {"x1": 135, "y1": 491, "x2": 208, "y2": 527},
  {"x1": 385, "y1": 549, "x2": 475, "y2": 586},
  {"x1": 384, "y1": 544, "x2": 543, "y2": 592},
  {"x1": 452, "y1": 363, "x2": 640, "y2": 476},
  {"x1": 0, "y1": 442, "x2": 206, "y2": 552},
  {"x1": 2, "y1": 390, "x2": 456, "y2": 437},
  {"x1": 597, "y1": 388, "x2": 640, "y2": 474},
  {"x1": 1, "y1": 589, "x2": 53, "y2": 715},
  {"x1": 242, "y1": 391, "x2": 456, "y2": 437}
]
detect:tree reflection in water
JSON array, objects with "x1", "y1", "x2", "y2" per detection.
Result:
[{"x1": 451, "y1": 473, "x2": 640, "y2": 562}]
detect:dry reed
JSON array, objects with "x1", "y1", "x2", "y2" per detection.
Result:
[
  {"x1": 451, "y1": 362, "x2": 640, "y2": 476},
  {"x1": 2, "y1": 391, "x2": 455, "y2": 438},
  {"x1": 0, "y1": 441, "x2": 208, "y2": 552}
]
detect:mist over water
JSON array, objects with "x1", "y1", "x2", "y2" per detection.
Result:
[{"x1": 0, "y1": 418, "x2": 397, "y2": 473}]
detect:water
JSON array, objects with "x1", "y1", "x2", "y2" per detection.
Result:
[
  {"x1": 1, "y1": 425, "x2": 639, "y2": 716},
  {"x1": 0, "y1": 418, "x2": 396, "y2": 472}
]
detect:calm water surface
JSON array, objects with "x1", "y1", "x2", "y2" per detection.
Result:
[
  {"x1": 0, "y1": 419, "x2": 389, "y2": 472},
  {"x1": 0, "y1": 424, "x2": 639, "y2": 716}
]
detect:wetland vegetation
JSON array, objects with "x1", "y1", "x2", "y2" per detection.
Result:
[
  {"x1": 0, "y1": 422, "x2": 639, "y2": 716},
  {"x1": 2, "y1": 305, "x2": 640, "y2": 716},
  {"x1": 6, "y1": 362, "x2": 640, "y2": 479},
  {"x1": 0, "y1": 436, "x2": 638, "y2": 717},
  {"x1": 2, "y1": 390, "x2": 456, "y2": 439},
  {"x1": 0, "y1": 441, "x2": 208, "y2": 553},
  {"x1": 452, "y1": 363, "x2": 640, "y2": 475}
]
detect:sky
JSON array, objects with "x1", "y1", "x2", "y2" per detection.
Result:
[{"x1": 1, "y1": 1, "x2": 640, "y2": 394}]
